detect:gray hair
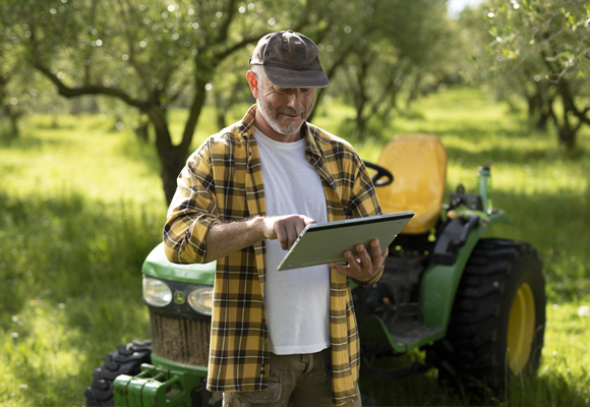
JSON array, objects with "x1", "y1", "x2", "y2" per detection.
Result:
[{"x1": 251, "y1": 64, "x2": 267, "y2": 88}]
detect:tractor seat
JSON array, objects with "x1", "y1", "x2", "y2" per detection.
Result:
[{"x1": 375, "y1": 134, "x2": 447, "y2": 235}]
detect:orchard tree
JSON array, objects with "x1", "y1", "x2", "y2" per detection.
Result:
[
  {"x1": 460, "y1": 5, "x2": 557, "y2": 129},
  {"x1": 340, "y1": 0, "x2": 456, "y2": 135},
  {"x1": 484, "y1": 0, "x2": 590, "y2": 148},
  {"x1": 0, "y1": 21, "x2": 31, "y2": 138},
  {"x1": 4, "y1": 0, "x2": 312, "y2": 204}
]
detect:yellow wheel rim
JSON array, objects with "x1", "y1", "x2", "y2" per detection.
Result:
[{"x1": 507, "y1": 282, "x2": 536, "y2": 374}]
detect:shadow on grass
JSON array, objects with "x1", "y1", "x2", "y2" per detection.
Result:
[
  {"x1": 360, "y1": 364, "x2": 590, "y2": 406},
  {"x1": 0, "y1": 131, "x2": 70, "y2": 151},
  {"x1": 439, "y1": 128, "x2": 589, "y2": 166}
]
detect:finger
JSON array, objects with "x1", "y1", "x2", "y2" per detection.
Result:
[
  {"x1": 294, "y1": 217, "x2": 308, "y2": 237},
  {"x1": 302, "y1": 215, "x2": 317, "y2": 226},
  {"x1": 373, "y1": 245, "x2": 388, "y2": 271},
  {"x1": 344, "y1": 250, "x2": 361, "y2": 272},
  {"x1": 286, "y1": 221, "x2": 300, "y2": 249},
  {"x1": 381, "y1": 246, "x2": 389, "y2": 261},
  {"x1": 356, "y1": 243, "x2": 373, "y2": 272},
  {"x1": 369, "y1": 239, "x2": 382, "y2": 264},
  {"x1": 274, "y1": 221, "x2": 290, "y2": 251},
  {"x1": 329, "y1": 262, "x2": 352, "y2": 277}
]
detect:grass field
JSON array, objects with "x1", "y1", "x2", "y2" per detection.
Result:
[{"x1": 1, "y1": 87, "x2": 589, "y2": 406}]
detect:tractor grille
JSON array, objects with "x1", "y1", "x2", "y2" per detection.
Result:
[{"x1": 149, "y1": 309, "x2": 211, "y2": 366}]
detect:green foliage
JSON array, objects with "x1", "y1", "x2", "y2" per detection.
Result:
[{"x1": 459, "y1": 0, "x2": 590, "y2": 149}]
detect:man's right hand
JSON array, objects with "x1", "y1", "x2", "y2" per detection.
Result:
[
  {"x1": 204, "y1": 214, "x2": 316, "y2": 262},
  {"x1": 261, "y1": 215, "x2": 316, "y2": 250}
]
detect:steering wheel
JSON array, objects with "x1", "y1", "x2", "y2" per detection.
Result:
[{"x1": 364, "y1": 161, "x2": 394, "y2": 187}]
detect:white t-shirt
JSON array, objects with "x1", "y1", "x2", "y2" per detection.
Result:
[{"x1": 254, "y1": 127, "x2": 331, "y2": 355}]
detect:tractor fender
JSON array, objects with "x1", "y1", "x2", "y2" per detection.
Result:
[{"x1": 419, "y1": 210, "x2": 511, "y2": 333}]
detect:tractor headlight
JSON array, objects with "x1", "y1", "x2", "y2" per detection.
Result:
[
  {"x1": 143, "y1": 276, "x2": 172, "y2": 307},
  {"x1": 188, "y1": 287, "x2": 213, "y2": 316}
]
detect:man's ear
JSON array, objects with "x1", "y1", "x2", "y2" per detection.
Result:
[{"x1": 246, "y1": 70, "x2": 259, "y2": 99}]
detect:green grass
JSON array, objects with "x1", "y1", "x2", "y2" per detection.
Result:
[{"x1": 1, "y1": 87, "x2": 589, "y2": 406}]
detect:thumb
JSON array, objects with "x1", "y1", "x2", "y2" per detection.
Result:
[{"x1": 302, "y1": 215, "x2": 317, "y2": 226}]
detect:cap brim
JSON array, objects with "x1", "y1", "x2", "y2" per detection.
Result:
[{"x1": 263, "y1": 65, "x2": 329, "y2": 88}]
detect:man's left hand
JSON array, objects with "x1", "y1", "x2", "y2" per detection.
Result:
[{"x1": 329, "y1": 239, "x2": 388, "y2": 283}]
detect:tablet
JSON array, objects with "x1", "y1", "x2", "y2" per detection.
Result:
[{"x1": 277, "y1": 211, "x2": 414, "y2": 271}]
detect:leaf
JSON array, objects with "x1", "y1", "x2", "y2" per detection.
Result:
[
  {"x1": 568, "y1": 14, "x2": 576, "y2": 26},
  {"x1": 522, "y1": 0, "x2": 531, "y2": 12}
]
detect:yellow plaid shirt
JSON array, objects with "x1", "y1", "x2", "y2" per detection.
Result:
[{"x1": 163, "y1": 105, "x2": 383, "y2": 405}]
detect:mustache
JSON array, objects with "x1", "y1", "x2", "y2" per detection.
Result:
[{"x1": 277, "y1": 107, "x2": 306, "y2": 115}]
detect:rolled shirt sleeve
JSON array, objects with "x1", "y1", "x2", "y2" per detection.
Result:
[{"x1": 163, "y1": 141, "x2": 221, "y2": 264}]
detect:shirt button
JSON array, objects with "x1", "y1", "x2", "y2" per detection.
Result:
[{"x1": 260, "y1": 370, "x2": 265, "y2": 375}]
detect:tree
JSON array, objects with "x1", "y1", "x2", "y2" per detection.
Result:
[
  {"x1": 4, "y1": 0, "x2": 312, "y2": 203},
  {"x1": 484, "y1": 0, "x2": 590, "y2": 148},
  {"x1": 0, "y1": 20, "x2": 29, "y2": 138},
  {"x1": 307, "y1": 0, "x2": 458, "y2": 135}
]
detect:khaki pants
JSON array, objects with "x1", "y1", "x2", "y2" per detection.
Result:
[{"x1": 222, "y1": 348, "x2": 362, "y2": 407}]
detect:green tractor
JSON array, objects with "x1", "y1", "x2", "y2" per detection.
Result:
[{"x1": 85, "y1": 133, "x2": 546, "y2": 406}]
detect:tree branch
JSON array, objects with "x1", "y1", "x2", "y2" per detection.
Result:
[
  {"x1": 216, "y1": 0, "x2": 238, "y2": 44},
  {"x1": 33, "y1": 60, "x2": 149, "y2": 110},
  {"x1": 213, "y1": 34, "x2": 264, "y2": 65},
  {"x1": 118, "y1": 0, "x2": 153, "y2": 98},
  {"x1": 168, "y1": 78, "x2": 190, "y2": 104},
  {"x1": 291, "y1": 0, "x2": 313, "y2": 33}
]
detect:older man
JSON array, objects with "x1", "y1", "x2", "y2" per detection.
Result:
[{"x1": 164, "y1": 30, "x2": 387, "y2": 407}]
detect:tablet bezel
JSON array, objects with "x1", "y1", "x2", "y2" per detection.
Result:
[{"x1": 277, "y1": 211, "x2": 414, "y2": 271}]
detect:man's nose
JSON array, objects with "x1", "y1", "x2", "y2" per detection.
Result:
[{"x1": 286, "y1": 90, "x2": 303, "y2": 110}]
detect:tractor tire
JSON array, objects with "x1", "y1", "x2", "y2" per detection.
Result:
[
  {"x1": 85, "y1": 340, "x2": 152, "y2": 407},
  {"x1": 433, "y1": 238, "x2": 546, "y2": 393}
]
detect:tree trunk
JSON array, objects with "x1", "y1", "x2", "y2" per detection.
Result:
[
  {"x1": 3, "y1": 105, "x2": 22, "y2": 138},
  {"x1": 9, "y1": 113, "x2": 19, "y2": 138},
  {"x1": 134, "y1": 116, "x2": 150, "y2": 142},
  {"x1": 552, "y1": 93, "x2": 577, "y2": 150},
  {"x1": 536, "y1": 98, "x2": 555, "y2": 131},
  {"x1": 555, "y1": 79, "x2": 582, "y2": 150},
  {"x1": 406, "y1": 70, "x2": 423, "y2": 110},
  {"x1": 213, "y1": 89, "x2": 226, "y2": 130},
  {"x1": 557, "y1": 126, "x2": 576, "y2": 149},
  {"x1": 355, "y1": 115, "x2": 367, "y2": 137},
  {"x1": 526, "y1": 94, "x2": 539, "y2": 121},
  {"x1": 150, "y1": 117, "x2": 187, "y2": 205},
  {"x1": 159, "y1": 144, "x2": 187, "y2": 206}
]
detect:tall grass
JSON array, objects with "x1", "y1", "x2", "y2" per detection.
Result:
[{"x1": 1, "y1": 87, "x2": 589, "y2": 406}]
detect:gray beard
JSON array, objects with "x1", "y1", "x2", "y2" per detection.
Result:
[{"x1": 256, "y1": 99, "x2": 312, "y2": 136}]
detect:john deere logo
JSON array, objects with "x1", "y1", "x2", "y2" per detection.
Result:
[{"x1": 174, "y1": 291, "x2": 185, "y2": 304}]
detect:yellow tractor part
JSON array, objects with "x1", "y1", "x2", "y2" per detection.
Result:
[
  {"x1": 375, "y1": 134, "x2": 447, "y2": 234},
  {"x1": 507, "y1": 282, "x2": 536, "y2": 374}
]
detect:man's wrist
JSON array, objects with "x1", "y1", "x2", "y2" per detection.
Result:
[
  {"x1": 248, "y1": 216, "x2": 267, "y2": 241},
  {"x1": 352, "y1": 264, "x2": 385, "y2": 286}
]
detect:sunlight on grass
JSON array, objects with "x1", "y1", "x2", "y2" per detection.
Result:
[{"x1": 0, "y1": 114, "x2": 166, "y2": 207}]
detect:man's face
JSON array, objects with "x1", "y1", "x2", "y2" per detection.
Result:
[{"x1": 255, "y1": 72, "x2": 315, "y2": 138}]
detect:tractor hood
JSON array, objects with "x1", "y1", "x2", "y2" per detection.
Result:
[{"x1": 142, "y1": 242, "x2": 216, "y2": 285}]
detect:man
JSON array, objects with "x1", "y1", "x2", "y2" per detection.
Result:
[{"x1": 163, "y1": 30, "x2": 387, "y2": 407}]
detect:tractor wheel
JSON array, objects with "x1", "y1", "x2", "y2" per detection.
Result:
[
  {"x1": 85, "y1": 340, "x2": 152, "y2": 407},
  {"x1": 433, "y1": 238, "x2": 546, "y2": 392}
]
